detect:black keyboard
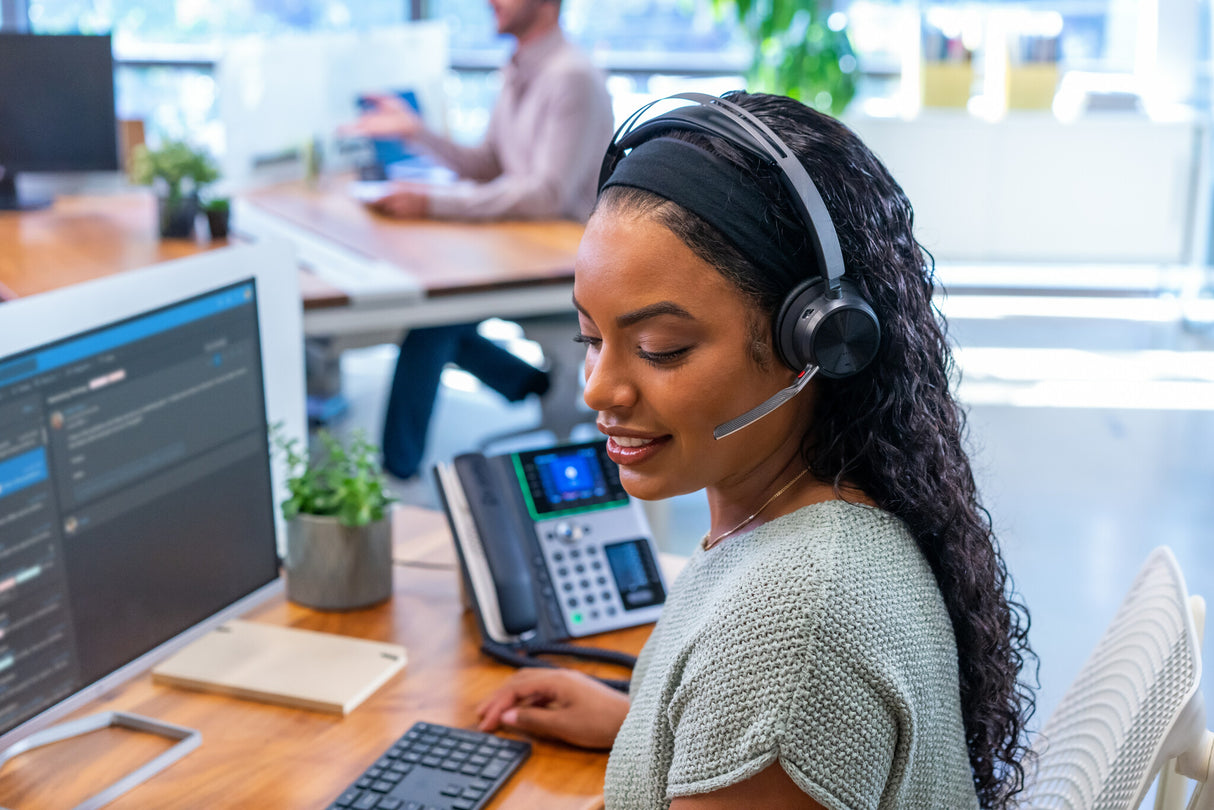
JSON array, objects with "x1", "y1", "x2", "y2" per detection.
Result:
[{"x1": 327, "y1": 721, "x2": 532, "y2": 810}]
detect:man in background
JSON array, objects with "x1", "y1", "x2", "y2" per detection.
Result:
[{"x1": 347, "y1": 0, "x2": 614, "y2": 479}]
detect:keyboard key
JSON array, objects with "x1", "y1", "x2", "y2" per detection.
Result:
[
  {"x1": 481, "y1": 760, "x2": 508, "y2": 779},
  {"x1": 452, "y1": 800, "x2": 476, "y2": 810},
  {"x1": 371, "y1": 780, "x2": 394, "y2": 793},
  {"x1": 353, "y1": 795, "x2": 379, "y2": 810},
  {"x1": 335, "y1": 788, "x2": 362, "y2": 807},
  {"x1": 376, "y1": 799, "x2": 403, "y2": 810},
  {"x1": 439, "y1": 784, "x2": 462, "y2": 797}
]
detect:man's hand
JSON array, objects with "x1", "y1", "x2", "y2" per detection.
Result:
[
  {"x1": 368, "y1": 187, "x2": 429, "y2": 219},
  {"x1": 475, "y1": 668, "x2": 629, "y2": 750},
  {"x1": 339, "y1": 93, "x2": 423, "y2": 141}
]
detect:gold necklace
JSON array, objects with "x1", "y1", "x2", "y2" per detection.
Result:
[{"x1": 701, "y1": 467, "x2": 810, "y2": 551}]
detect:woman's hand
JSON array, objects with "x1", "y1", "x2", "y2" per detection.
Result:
[{"x1": 475, "y1": 668, "x2": 629, "y2": 750}]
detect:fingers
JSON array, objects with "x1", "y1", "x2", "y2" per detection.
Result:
[{"x1": 475, "y1": 669, "x2": 563, "y2": 732}]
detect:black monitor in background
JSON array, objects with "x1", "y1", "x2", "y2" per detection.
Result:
[
  {"x1": 0, "y1": 32, "x2": 119, "y2": 210},
  {"x1": 0, "y1": 243, "x2": 305, "y2": 806}
]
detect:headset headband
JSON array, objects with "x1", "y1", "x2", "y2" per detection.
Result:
[{"x1": 598, "y1": 92, "x2": 846, "y2": 297}]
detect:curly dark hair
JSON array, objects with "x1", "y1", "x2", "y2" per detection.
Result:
[{"x1": 596, "y1": 91, "x2": 1036, "y2": 808}]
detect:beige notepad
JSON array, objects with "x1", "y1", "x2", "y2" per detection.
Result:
[{"x1": 152, "y1": 620, "x2": 406, "y2": 715}]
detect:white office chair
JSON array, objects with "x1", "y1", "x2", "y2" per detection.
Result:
[{"x1": 1021, "y1": 546, "x2": 1213, "y2": 810}]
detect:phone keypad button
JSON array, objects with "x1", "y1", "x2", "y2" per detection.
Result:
[
  {"x1": 580, "y1": 579, "x2": 590, "y2": 589},
  {"x1": 569, "y1": 548, "x2": 581, "y2": 559},
  {"x1": 567, "y1": 597, "x2": 578, "y2": 608},
  {"x1": 562, "y1": 582, "x2": 573, "y2": 592},
  {"x1": 552, "y1": 551, "x2": 564, "y2": 562},
  {"x1": 597, "y1": 575, "x2": 607, "y2": 585},
  {"x1": 557, "y1": 567, "x2": 568, "y2": 577},
  {"x1": 607, "y1": 606, "x2": 618, "y2": 616}
]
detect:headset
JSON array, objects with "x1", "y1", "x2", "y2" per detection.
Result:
[{"x1": 598, "y1": 93, "x2": 881, "y2": 439}]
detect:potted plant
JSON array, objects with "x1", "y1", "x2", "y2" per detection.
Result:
[
  {"x1": 714, "y1": 0, "x2": 857, "y2": 116},
  {"x1": 202, "y1": 195, "x2": 231, "y2": 240},
  {"x1": 274, "y1": 428, "x2": 396, "y2": 610},
  {"x1": 128, "y1": 140, "x2": 220, "y2": 239}
]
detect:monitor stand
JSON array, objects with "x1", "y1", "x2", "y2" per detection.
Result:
[
  {"x1": 0, "y1": 711, "x2": 201, "y2": 809},
  {"x1": 0, "y1": 170, "x2": 52, "y2": 211}
]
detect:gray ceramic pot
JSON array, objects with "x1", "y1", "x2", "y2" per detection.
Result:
[{"x1": 284, "y1": 514, "x2": 392, "y2": 610}]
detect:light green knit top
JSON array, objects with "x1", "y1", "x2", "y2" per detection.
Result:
[{"x1": 603, "y1": 500, "x2": 978, "y2": 810}]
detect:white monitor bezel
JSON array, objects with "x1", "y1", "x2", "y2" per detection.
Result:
[{"x1": 0, "y1": 240, "x2": 306, "y2": 752}]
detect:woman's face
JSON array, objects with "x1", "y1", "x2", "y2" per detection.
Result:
[{"x1": 574, "y1": 209, "x2": 813, "y2": 501}]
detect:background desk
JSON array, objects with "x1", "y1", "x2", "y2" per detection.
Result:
[
  {"x1": 238, "y1": 179, "x2": 584, "y2": 338},
  {"x1": 0, "y1": 185, "x2": 585, "y2": 340},
  {"x1": 0, "y1": 506, "x2": 652, "y2": 810}
]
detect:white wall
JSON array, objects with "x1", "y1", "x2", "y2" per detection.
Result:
[{"x1": 848, "y1": 111, "x2": 1204, "y2": 264}]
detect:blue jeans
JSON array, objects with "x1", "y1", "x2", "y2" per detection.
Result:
[{"x1": 381, "y1": 323, "x2": 549, "y2": 478}]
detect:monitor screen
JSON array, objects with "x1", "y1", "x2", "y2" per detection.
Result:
[
  {"x1": 0, "y1": 33, "x2": 118, "y2": 174},
  {"x1": 0, "y1": 243, "x2": 305, "y2": 752}
]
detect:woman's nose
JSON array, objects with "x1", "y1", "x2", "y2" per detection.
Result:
[{"x1": 582, "y1": 347, "x2": 637, "y2": 413}]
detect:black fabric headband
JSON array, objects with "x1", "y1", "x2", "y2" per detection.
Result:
[{"x1": 599, "y1": 136, "x2": 803, "y2": 285}]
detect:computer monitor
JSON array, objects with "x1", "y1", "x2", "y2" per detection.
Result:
[
  {"x1": 0, "y1": 242, "x2": 305, "y2": 799},
  {"x1": 0, "y1": 32, "x2": 120, "y2": 210}
]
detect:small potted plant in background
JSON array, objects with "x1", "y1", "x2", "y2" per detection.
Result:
[
  {"x1": 128, "y1": 140, "x2": 220, "y2": 239},
  {"x1": 202, "y1": 194, "x2": 231, "y2": 240},
  {"x1": 274, "y1": 427, "x2": 396, "y2": 611}
]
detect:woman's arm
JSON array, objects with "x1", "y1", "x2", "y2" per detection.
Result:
[
  {"x1": 475, "y1": 668, "x2": 629, "y2": 750},
  {"x1": 669, "y1": 763, "x2": 826, "y2": 810}
]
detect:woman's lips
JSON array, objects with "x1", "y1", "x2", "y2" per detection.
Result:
[{"x1": 604, "y1": 434, "x2": 671, "y2": 465}]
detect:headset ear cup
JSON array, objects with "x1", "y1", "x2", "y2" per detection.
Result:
[{"x1": 776, "y1": 279, "x2": 881, "y2": 377}]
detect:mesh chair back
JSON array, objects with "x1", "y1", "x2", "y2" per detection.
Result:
[{"x1": 1022, "y1": 547, "x2": 1203, "y2": 810}]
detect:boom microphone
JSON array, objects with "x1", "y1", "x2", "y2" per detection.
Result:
[{"x1": 712, "y1": 365, "x2": 819, "y2": 440}]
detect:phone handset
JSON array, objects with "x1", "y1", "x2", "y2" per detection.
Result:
[{"x1": 437, "y1": 455, "x2": 538, "y2": 644}]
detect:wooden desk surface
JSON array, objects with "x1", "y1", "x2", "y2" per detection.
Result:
[
  {"x1": 0, "y1": 184, "x2": 585, "y2": 316},
  {"x1": 0, "y1": 506, "x2": 648, "y2": 810},
  {"x1": 241, "y1": 180, "x2": 585, "y2": 297},
  {"x1": 0, "y1": 193, "x2": 219, "y2": 301}
]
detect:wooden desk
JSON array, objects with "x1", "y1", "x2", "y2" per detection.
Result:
[
  {"x1": 0, "y1": 506, "x2": 649, "y2": 810},
  {"x1": 0, "y1": 185, "x2": 584, "y2": 337},
  {"x1": 242, "y1": 179, "x2": 585, "y2": 298},
  {"x1": 0, "y1": 193, "x2": 218, "y2": 302},
  {"x1": 237, "y1": 180, "x2": 585, "y2": 336}
]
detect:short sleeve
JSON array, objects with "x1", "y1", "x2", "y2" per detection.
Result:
[{"x1": 661, "y1": 549, "x2": 904, "y2": 810}]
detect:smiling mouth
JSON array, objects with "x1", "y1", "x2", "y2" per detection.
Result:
[{"x1": 612, "y1": 436, "x2": 655, "y2": 448}]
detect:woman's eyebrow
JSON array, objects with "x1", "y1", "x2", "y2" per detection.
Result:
[
  {"x1": 571, "y1": 296, "x2": 695, "y2": 328},
  {"x1": 616, "y1": 301, "x2": 695, "y2": 328}
]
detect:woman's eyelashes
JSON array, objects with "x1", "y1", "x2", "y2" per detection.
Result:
[
  {"x1": 572, "y1": 332, "x2": 600, "y2": 349},
  {"x1": 636, "y1": 346, "x2": 691, "y2": 366},
  {"x1": 574, "y1": 332, "x2": 693, "y2": 367}
]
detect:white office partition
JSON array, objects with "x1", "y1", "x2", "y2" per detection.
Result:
[{"x1": 216, "y1": 22, "x2": 450, "y2": 185}]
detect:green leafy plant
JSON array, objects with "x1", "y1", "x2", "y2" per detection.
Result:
[
  {"x1": 202, "y1": 196, "x2": 230, "y2": 215},
  {"x1": 128, "y1": 140, "x2": 220, "y2": 202},
  {"x1": 714, "y1": 0, "x2": 857, "y2": 117},
  {"x1": 273, "y1": 427, "x2": 395, "y2": 528}
]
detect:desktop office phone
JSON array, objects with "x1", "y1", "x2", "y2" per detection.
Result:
[{"x1": 434, "y1": 440, "x2": 666, "y2": 647}]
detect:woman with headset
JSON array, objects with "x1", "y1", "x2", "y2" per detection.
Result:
[{"x1": 476, "y1": 91, "x2": 1036, "y2": 810}]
